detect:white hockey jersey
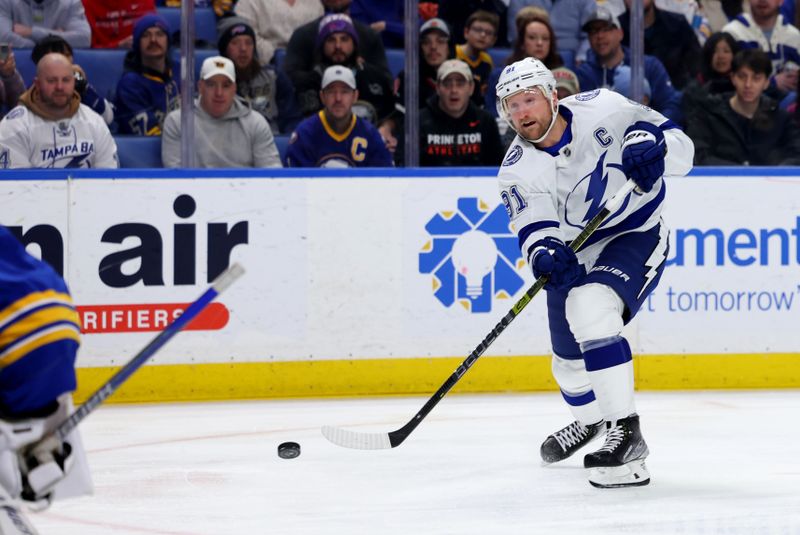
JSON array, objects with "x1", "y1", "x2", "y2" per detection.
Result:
[
  {"x1": 721, "y1": 14, "x2": 800, "y2": 74},
  {"x1": 497, "y1": 89, "x2": 694, "y2": 266},
  {"x1": 0, "y1": 103, "x2": 118, "y2": 169}
]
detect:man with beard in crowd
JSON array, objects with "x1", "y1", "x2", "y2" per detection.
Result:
[
  {"x1": 114, "y1": 14, "x2": 179, "y2": 135},
  {"x1": 283, "y1": 0, "x2": 390, "y2": 84},
  {"x1": 291, "y1": 13, "x2": 394, "y2": 124},
  {"x1": 0, "y1": 53, "x2": 117, "y2": 168},
  {"x1": 218, "y1": 16, "x2": 302, "y2": 134}
]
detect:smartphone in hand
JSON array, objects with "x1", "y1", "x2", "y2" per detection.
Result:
[{"x1": 0, "y1": 43, "x2": 10, "y2": 61}]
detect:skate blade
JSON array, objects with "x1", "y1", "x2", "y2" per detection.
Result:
[{"x1": 588, "y1": 459, "x2": 650, "y2": 488}]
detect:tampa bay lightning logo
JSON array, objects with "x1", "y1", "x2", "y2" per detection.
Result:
[
  {"x1": 419, "y1": 198, "x2": 525, "y2": 313},
  {"x1": 502, "y1": 145, "x2": 523, "y2": 167},
  {"x1": 5, "y1": 108, "x2": 24, "y2": 120},
  {"x1": 575, "y1": 89, "x2": 601, "y2": 101},
  {"x1": 564, "y1": 152, "x2": 629, "y2": 229}
]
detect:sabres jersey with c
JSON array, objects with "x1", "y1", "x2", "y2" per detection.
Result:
[
  {"x1": 497, "y1": 89, "x2": 694, "y2": 265},
  {"x1": 0, "y1": 226, "x2": 80, "y2": 417},
  {"x1": 284, "y1": 111, "x2": 393, "y2": 167}
]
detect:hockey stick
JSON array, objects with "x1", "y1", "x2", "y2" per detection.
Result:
[
  {"x1": 322, "y1": 180, "x2": 638, "y2": 450},
  {"x1": 53, "y1": 263, "x2": 245, "y2": 441}
]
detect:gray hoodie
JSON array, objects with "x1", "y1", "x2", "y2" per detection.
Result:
[
  {"x1": 161, "y1": 96, "x2": 282, "y2": 168},
  {"x1": 0, "y1": 0, "x2": 91, "y2": 48}
]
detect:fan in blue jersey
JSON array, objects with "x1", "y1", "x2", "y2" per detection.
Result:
[
  {"x1": 0, "y1": 226, "x2": 92, "y2": 534},
  {"x1": 114, "y1": 14, "x2": 180, "y2": 136},
  {"x1": 495, "y1": 58, "x2": 694, "y2": 488},
  {"x1": 284, "y1": 65, "x2": 393, "y2": 167}
]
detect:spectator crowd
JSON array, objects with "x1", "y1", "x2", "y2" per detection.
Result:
[{"x1": 0, "y1": 0, "x2": 798, "y2": 169}]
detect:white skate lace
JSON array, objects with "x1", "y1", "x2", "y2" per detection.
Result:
[
  {"x1": 553, "y1": 421, "x2": 591, "y2": 451},
  {"x1": 596, "y1": 425, "x2": 626, "y2": 453}
]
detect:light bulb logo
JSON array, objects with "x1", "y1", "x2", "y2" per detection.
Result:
[
  {"x1": 419, "y1": 197, "x2": 526, "y2": 313},
  {"x1": 451, "y1": 230, "x2": 497, "y2": 299}
]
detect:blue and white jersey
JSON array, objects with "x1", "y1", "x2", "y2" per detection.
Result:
[
  {"x1": 722, "y1": 13, "x2": 800, "y2": 74},
  {"x1": 0, "y1": 103, "x2": 118, "y2": 169},
  {"x1": 0, "y1": 226, "x2": 80, "y2": 416},
  {"x1": 497, "y1": 89, "x2": 694, "y2": 267}
]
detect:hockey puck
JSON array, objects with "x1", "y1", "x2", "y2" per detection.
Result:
[{"x1": 278, "y1": 441, "x2": 301, "y2": 459}]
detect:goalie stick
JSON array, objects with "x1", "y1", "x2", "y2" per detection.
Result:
[
  {"x1": 322, "y1": 180, "x2": 638, "y2": 450},
  {"x1": 50, "y1": 263, "x2": 245, "y2": 442}
]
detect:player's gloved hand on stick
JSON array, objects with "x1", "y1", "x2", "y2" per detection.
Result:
[
  {"x1": 530, "y1": 237, "x2": 581, "y2": 290},
  {"x1": 0, "y1": 410, "x2": 76, "y2": 508},
  {"x1": 22, "y1": 434, "x2": 75, "y2": 504},
  {"x1": 621, "y1": 122, "x2": 666, "y2": 193}
]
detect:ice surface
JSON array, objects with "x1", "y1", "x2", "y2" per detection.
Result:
[{"x1": 33, "y1": 390, "x2": 800, "y2": 535}]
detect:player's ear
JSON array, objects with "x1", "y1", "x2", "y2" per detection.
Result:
[
  {"x1": 552, "y1": 89, "x2": 559, "y2": 108},
  {"x1": 353, "y1": 89, "x2": 359, "y2": 102}
]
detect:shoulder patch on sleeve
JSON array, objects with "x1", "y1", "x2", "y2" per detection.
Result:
[
  {"x1": 4, "y1": 107, "x2": 25, "y2": 120},
  {"x1": 502, "y1": 144, "x2": 523, "y2": 167},
  {"x1": 575, "y1": 90, "x2": 601, "y2": 101}
]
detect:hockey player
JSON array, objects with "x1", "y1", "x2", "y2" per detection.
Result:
[
  {"x1": 0, "y1": 225, "x2": 92, "y2": 533},
  {"x1": 495, "y1": 58, "x2": 694, "y2": 487}
]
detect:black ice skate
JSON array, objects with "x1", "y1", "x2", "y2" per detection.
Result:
[
  {"x1": 584, "y1": 414, "x2": 650, "y2": 488},
  {"x1": 540, "y1": 420, "x2": 604, "y2": 464}
]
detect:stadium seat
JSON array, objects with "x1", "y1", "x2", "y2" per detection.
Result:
[
  {"x1": 157, "y1": 7, "x2": 218, "y2": 47},
  {"x1": 17, "y1": 49, "x2": 127, "y2": 101},
  {"x1": 15, "y1": 48, "x2": 36, "y2": 87},
  {"x1": 170, "y1": 48, "x2": 219, "y2": 81},
  {"x1": 115, "y1": 135, "x2": 163, "y2": 168},
  {"x1": 115, "y1": 134, "x2": 289, "y2": 168},
  {"x1": 73, "y1": 49, "x2": 128, "y2": 101},
  {"x1": 559, "y1": 49, "x2": 576, "y2": 71},
  {"x1": 273, "y1": 48, "x2": 286, "y2": 70},
  {"x1": 385, "y1": 48, "x2": 405, "y2": 78},
  {"x1": 488, "y1": 48, "x2": 511, "y2": 68},
  {"x1": 273, "y1": 135, "x2": 290, "y2": 163}
]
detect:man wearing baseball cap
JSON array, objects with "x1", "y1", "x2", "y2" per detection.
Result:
[
  {"x1": 285, "y1": 65, "x2": 393, "y2": 167},
  {"x1": 575, "y1": 5, "x2": 682, "y2": 122},
  {"x1": 378, "y1": 17, "x2": 454, "y2": 165},
  {"x1": 161, "y1": 56, "x2": 282, "y2": 168},
  {"x1": 551, "y1": 66, "x2": 581, "y2": 99},
  {"x1": 419, "y1": 59, "x2": 504, "y2": 167}
]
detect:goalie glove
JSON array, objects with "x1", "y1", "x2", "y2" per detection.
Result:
[
  {"x1": 0, "y1": 407, "x2": 76, "y2": 509},
  {"x1": 530, "y1": 237, "x2": 581, "y2": 291},
  {"x1": 621, "y1": 122, "x2": 666, "y2": 193},
  {"x1": 21, "y1": 434, "x2": 75, "y2": 504}
]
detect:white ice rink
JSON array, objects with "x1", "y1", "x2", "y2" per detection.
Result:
[{"x1": 31, "y1": 390, "x2": 800, "y2": 535}]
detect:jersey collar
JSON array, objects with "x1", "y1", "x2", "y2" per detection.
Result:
[{"x1": 539, "y1": 105, "x2": 573, "y2": 157}]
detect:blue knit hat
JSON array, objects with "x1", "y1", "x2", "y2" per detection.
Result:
[{"x1": 133, "y1": 13, "x2": 171, "y2": 50}]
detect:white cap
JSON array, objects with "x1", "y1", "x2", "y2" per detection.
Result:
[
  {"x1": 420, "y1": 18, "x2": 450, "y2": 38},
  {"x1": 436, "y1": 59, "x2": 473, "y2": 83},
  {"x1": 582, "y1": 6, "x2": 621, "y2": 31},
  {"x1": 321, "y1": 65, "x2": 356, "y2": 90},
  {"x1": 200, "y1": 56, "x2": 236, "y2": 82}
]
